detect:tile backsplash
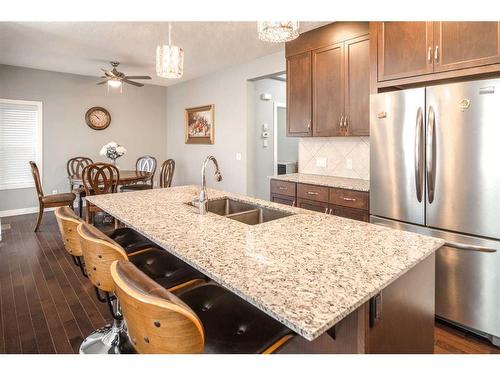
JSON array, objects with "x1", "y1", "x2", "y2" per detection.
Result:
[{"x1": 298, "y1": 137, "x2": 370, "y2": 180}]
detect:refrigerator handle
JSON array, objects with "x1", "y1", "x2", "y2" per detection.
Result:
[
  {"x1": 415, "y1": 107, "x2": 424, "y2": 202},
  {"x1": 426, "y1": 106, "x2": 436, "y2": 204}
]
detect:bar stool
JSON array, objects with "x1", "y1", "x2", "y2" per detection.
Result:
[
  {"x1": 54, "y1": 206, "x2": 167, "y2": 276},
  {"x1": 111, "y1": 260, "x2": 295, "y2": 354},
  {"x1": 77, "y1": 221, "x2": 206, "y2": 354}
]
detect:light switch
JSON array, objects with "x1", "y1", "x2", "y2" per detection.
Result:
[
  {"x1": 263, "y1": 139, "x2": 268, "y2": 148},
  {"x1": 236, "y1": 153, "x2": 242, "y2": 161},
  {"x1": 316, "y1": 157, "x2": 327, "y2": 168},
  {"x1": 346, "y1": 158, "x2": 353, "y2": 169}
]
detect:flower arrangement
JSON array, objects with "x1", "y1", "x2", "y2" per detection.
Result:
[{"x1": 99, "y1": 142, "x2": 127, "y2": 165}]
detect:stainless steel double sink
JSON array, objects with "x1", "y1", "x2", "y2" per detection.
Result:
[{"x1": 189, "y1": 197, "x2": 294, "y2": 225}]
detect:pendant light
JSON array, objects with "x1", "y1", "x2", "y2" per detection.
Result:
[
  {"x1": 257, "y1": 22, "x2": 300, "y2": 43},
  {"x1": 156, "y1": 22, "x2": 184, "y2": 79}
]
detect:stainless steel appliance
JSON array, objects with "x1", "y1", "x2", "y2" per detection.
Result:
[{"x1": 370, "y1": 79, "x2": 500, "y2": 346}]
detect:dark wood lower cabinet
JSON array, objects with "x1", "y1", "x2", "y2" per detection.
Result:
[
  {"x1": 270, "y1": 193, "x2": 295, "y2": 206},
  {"x1": 330, "y1": 204, "x2": 369, "y2": 222},
  {"x1": 296, "y1": 198, "x2": 329, "y2": 213}
]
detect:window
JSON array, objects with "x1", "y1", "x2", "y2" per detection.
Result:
[{"x1": 0, "y1": 99, "x2": 42, "y2": 190}]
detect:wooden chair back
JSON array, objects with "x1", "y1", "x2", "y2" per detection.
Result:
[
  {"x1": 67, "y1": 157, "x2": 93, "y2": 181},
  {"x1": 77, "y1": 222, "x2": 128, "y2": 292},
  {"x1": 111, "y1": 260, "x2": 205, "y2": 353},
  {"x1": 29, "y1": 161, "x2": 44, "y2": 201},
  {"x1": 55, "y1": 206, "x2": 84, "y2": 257},
  {"x1": 81, "y1": 162, "x2": 120, "y2": 196},
  {"x1": 159, "y1": 159, "x2": 175, "y2": 188}
]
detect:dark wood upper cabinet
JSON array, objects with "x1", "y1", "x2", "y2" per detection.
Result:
[
  {"x1": 433, "y1": 22, "x2": 500, "y2": 73},
  {"x1": 345, "y1": 35, "x2": 370, "y2": 136},
  {"x1": 312, "y1": 43, "x2": 344, "y2": 137},
  {"x1": 286, "y1": 22, "x2": 370, "y2": 137},
  {"x1": 377, "y1": 22, "x2": 434, "y2": 81},
  {"x1": 287, "y1": 52, "x2": 312, "y2": 136}
]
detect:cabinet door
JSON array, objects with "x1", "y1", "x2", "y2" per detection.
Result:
[
  {"x1": 433, "y1": 22, "x2": 500, "y2": 73},
  {"x1": 297, "y1": 198, "x2": 329, "y2": 213},
  {"x1": 271, "y1": 193, "x2": 295, "y2": 207},
  {"x1": 345, "y1": 35, "x2": 370, "y2": 136},
  {"x1": 287, "y1": 52, "x2": 312, "y2": 136},
  {"x1": 378, "y1": 22, "x2": 434, "y2": 81},
  {"x1": 312, "y1": 43, "x2": 344, "y2": 137},
  {"x1": 330, "y1": 204, "x2": 369, "y2": 222}
]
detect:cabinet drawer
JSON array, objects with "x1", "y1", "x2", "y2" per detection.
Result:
[
  {"x1": 330, "y1": 204, "x2": 369, "y2": 222},
  {"x1": 270, "y1": 179, "x2": 296, "y2": 198},
  {"x1": 297, "y1": 198, "x2": 329, "y2": 213},
  {"x1": 329, "y1": 188, "x2": 369, "y2": 210},
  {"x1": 297, "y1": 183, "x2": 329, "y2": 202},
  {"x1": 271, "y1": 193, "x2": 295, "y2": 207}
]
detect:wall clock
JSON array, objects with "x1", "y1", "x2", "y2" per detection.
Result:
[{"x1": 85, "y1": 107, "x2": 111, "y2": 130}]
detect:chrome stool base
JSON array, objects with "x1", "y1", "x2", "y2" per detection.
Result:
[{"x1": 79, "y1": 319, "x2": 130, "y2": 354}]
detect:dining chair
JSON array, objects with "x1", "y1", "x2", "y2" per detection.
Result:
[
  {"x1": 111, "y1": 260, "x2": 294, "y2": 354},
  {"x1": 77, "y1": 221, "x2": 206, "y2": 354},
  {"x1": 29, "y1": 161, "x2": 76, "y2": 232},
  {"x1": 66, "y1": 156, "x2": 93, "y2": 218},
  {"x1": 81, "y1": 162, "x2": 119, "y2": 224},
  {"x1": 159, "y1": 159, "x2": 175, "y2": 188},
  {"x1": 121, "y1": 155, "x2": 157, "y2": 192}
]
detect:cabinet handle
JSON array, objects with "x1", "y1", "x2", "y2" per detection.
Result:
[
  {"x1": 339, "y1": 115, "x2": 344, "y2": 130},
  {"x1": 434, "y1": 45, "x2": 439, "y2": 63},
  {"x1": 427, "y1": 46, "x2": 432, "y2": 63},
  {"x1": 324, "y1": 207, "x2": 329, "y2": 214},
  {"x1": 292, "y1": 200, "x2": 296, "y2": 207},
  {"x1": 278, "y1": 186, "x2": 288, "y2": 190},
  {"x1": 307, "y1": 121, "x2": 311, "y2": 130},
  {"x1": 329, "y1": 208, "x2": 332, "y2": 215},
  {"x1": 342, "y1": 197, "x2": 356, "y2": 202},
  {"x1": 307, "y1": 191, "x2": 319, "y2": 195},
  {"x1": 344, "y1": 117, "x2": 349, "y2": 135}
]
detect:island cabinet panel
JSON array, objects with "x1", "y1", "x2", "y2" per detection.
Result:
[
  {"x1": 287, "y1": 52, "x2": 312, "y2": 136},
  {"x1": 433, "y1": 22, "x2": 500, "y2": 73},
  {"x1": 312, "y1": 43, "x2": 345, "y2": 137},
  {"x1": 377, "y1": 22, "x2": 434, "y2": 81}
]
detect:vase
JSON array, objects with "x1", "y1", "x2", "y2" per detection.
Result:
[{"x1": 109, "y1": 159, "x2": 119, "y2": 169}]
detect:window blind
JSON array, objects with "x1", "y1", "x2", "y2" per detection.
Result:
[{"x1": 0, "y1": 99, "x2": 42, "y2": 190}]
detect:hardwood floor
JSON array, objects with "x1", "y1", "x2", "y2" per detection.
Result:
[{"x1": 0, "y1": 212, "x2": 499, "y2": 354}]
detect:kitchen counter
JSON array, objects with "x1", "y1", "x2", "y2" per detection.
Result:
[
  {"x1": 269, "y1": 173, "x2": 370, "y2": 192},
  {"x1": 86, "y1": 186, "x2": 443, "y2": 341}
]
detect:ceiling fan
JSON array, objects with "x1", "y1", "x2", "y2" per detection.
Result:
[{"x1": 97, "y1": 61, "x2": 152, "y2": 88}]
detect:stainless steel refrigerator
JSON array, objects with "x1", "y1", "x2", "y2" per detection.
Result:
[{"x1": 370, "y1": 78, "x2": 500, "y2": 346}]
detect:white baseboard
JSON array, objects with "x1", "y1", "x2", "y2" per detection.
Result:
[{"x1": 0, "y1": 206, "x2": 56, "y2": 218}]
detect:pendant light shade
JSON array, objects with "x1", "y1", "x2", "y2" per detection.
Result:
[
  {"x1": 156, "y1": 23, "x2": 184, "y2": 79},
  {"x1": 257, "y1": 21, "x2": 300, "y2": 43}
]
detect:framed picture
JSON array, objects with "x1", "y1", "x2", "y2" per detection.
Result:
[{"x1": 185, "y1": 105, "x2": 215, "y2": 144}]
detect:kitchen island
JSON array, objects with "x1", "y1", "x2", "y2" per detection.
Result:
[{"x1": 86, "y1": 185, "x2": 444, "y2": 353}]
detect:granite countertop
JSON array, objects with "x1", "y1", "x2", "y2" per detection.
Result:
[
  {"x1": 86, "y1": 186, "x2": 443, "y2": 341},
  {"x1": 269, "y1": 173, "x2": 370, "y2": 192}
]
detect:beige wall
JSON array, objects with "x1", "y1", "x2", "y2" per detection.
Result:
[
  {"x1": 0, "y1": 64, "x2": 167, "y2": 214},
  {"x1": 166, "y1": 51, "x2": 285, "y2": 195}
]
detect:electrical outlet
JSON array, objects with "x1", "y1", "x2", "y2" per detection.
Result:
[
  {"x1": 346, "y1": 158, "x2": 353, "y2": 170},
  {"x1": 316, "y1": 157, "x2": 327, "y2": 168},
  {"x1": 52, "y1": 189, "x2": 58, "y2": 194},
  {"x1": 236, "y1": 153, "x2": 242, "y2": 161}
]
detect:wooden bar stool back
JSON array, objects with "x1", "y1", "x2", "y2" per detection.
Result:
[
  {"x1": 111, "y1": 260, "x2": 205, "y2": 354},
  {"x1": 159, "y1": 159, "x2": 175, "y2": 188},
  {"x1": 81, "y1": 162, "x2": 119, "y2": 224},
  {"x1": 55, "y1": 206, "x2": 87, "y2": 275}
]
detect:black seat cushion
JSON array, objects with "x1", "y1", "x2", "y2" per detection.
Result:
[
  {"x1": 108, "y1": 227, "x2": 156, "y2": 254},
  {"x1": 121, "y1": 184, "x2": 153, "y2": 192},
  {"x1": 178, "y1": 284, "x2": 293, "y2": 354},
  {"x1": 130, "y1": 249, "x2": 206, "y2": 289}
]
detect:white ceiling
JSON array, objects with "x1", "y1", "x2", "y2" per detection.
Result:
[{"x1": 0, "y1": 22, "x2": 328, "y2": 87}]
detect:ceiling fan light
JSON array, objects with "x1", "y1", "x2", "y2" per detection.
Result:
[
  {"x1": 156, "y1": 44, "x2": 184, "y2": 79},
  {"x1": 257, "y1": 21, "x2": 300, "y2": 43},
  {"x1": 107, "y1": 78, "x2": 122, "y2": 88}
]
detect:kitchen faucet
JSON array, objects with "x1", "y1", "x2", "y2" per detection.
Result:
[{"x1": 196, "y1": 156, "x2": 222, "y2": 214}]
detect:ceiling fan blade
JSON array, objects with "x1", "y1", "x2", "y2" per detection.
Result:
[
  {"x1": 124, "y1": 75, "x2": 152, "y2": 80},
  {"x1": 97, "y1": 81, "x2": 108, "y2": 85},
  {"x1": 122, "y1": 79, "x2": 144, "y2": 87}
]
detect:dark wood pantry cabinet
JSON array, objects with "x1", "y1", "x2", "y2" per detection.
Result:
[{"x1": 286, "y1": 22, "x2": 370, "y2": 137}]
